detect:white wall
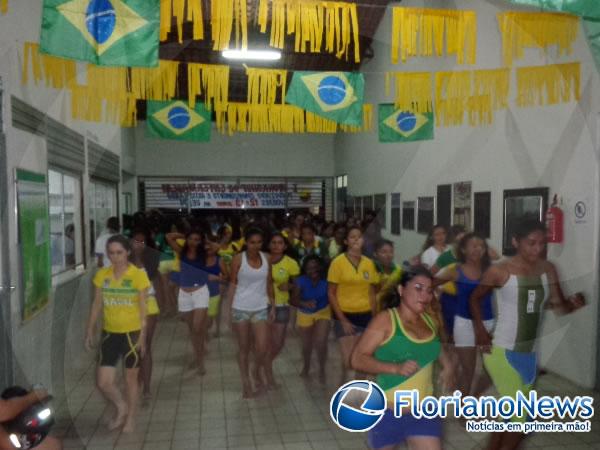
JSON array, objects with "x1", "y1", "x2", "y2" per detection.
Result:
[
  {"x1": 134, "y1": 124, "x2": 336, "y2": 177},
  {"x1": 335, "y1": 0, "x2": 600, "y2": 388},
  {"x1": 0, "y1": 0, "x2": 126, "y2": 392}
]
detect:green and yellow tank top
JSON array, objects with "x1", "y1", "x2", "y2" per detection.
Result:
[{"x1": 375, "y1": 309, "x2": 441, "y2": 407}]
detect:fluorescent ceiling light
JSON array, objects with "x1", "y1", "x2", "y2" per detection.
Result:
[{"x1": 222, "y1": 50, "x2": 282, "y2": 61}]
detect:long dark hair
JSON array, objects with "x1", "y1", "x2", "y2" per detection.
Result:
[
  {"x1": 131, "y1": 228, "x2": 160, "y2": 280},
  {"x1": 269, "y1": 231, "x2": 295, "y2": 258},
  {"x1": 301, "y1": 254, "x2": 325, "y2": 279},
  {"x1": 181, "y1": 228, "x2": 206, "y2": 264},
  {"x1": 106, "y1": 234, "x2": 132, "y2": 260},
  {"x1": 421, "y1": 224, "x2": 447, "y2": 252},
  {"x1": 456, "y1": 232, "x2": 491, "y2": 272}
]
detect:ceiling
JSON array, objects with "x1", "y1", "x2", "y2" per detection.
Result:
[{"x1": 138, "y1": 0, "x2": 391, "y2": 117}]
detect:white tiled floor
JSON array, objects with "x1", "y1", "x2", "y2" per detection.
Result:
[{"x1": 52, "y1": 317, "x2": 600, "y2": 450}]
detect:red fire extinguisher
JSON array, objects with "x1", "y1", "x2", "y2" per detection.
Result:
[{"x1": 546, "y1": 194, "x2": 564, "y2": 243}]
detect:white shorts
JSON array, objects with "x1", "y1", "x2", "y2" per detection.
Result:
[
  {"x1": 178, "y1": 286, "x2": 209, "y2": 312},
  {"x1": 453, "y1": 316, "x2": 495, "y2": 348}
]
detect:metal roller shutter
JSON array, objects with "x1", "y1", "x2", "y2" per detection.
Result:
[
  {"x1": 46, "y1": 117, "x2": 85, "y2": 173},
  {"x1": 11, "y1": 96, "x2": 45, "y2": 136}
]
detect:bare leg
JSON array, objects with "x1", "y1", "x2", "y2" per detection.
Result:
[
  {"x1": 96, "y1": 366, "x2": 127, "y2": 430},
  {"x1": 337, "y1": 335, "x2": 358, "y2": 385},
  {"x1": 406, "y1": 436, "x2": 442, "y2": 450},
  {"x1": 298, "y1": 325, "x2": 314, "y2": 378},
  {"x1": 122, "y1": 368, "x2": 140, "y2": 433},
  {"x1": 455, "y1": 347, "x2": 477, "y2": 396},
  {"x1": 253, "y1": 320, "x2": 274, "y2": 389},
  {"x1": 313, "y1": 319, "x2": 330, "y2": 384},
  {"x1": 139, "y1": 315, "x2": 158, "y2": 397},
  {"x1": 233, "y1": 320, "x2": 254, "y2": 398},
  {"x1": 270, "y1": 321, "x2": 288, "y2": 360},
  {"x1": 188, "y1": 308, "x2": 208, "y2": 374}
]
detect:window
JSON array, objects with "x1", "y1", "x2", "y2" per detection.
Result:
[
  {"x1": 437, "y1": 184, "x2": 452, "y2": 229},
  {"x1": 474, "y1": 191, "x2": 491, "y2": 238},
  {"x1": 335, "y1": 175, "x2": 348, "y2": 221},
  {"x1": 89, "y1": 180, "x2": 118, "y2": 255},
  {"x1": 49, "y1": 169, "x2": 83, "y2": 274},
  {"x1": 374, "y1": 194, "x2": 387, "y2": 229},
  {"x1": 391, "y1": 193, "x2": 401, "y2": 235},
  {"x1": 402, "y1": 201, "x2": 415, "y2": 230},
  {"x1": 417, "y1": 197, "x2": 435, "y2": 234},
  {"x1": 362, "y1": 195, "x2": 374, "y2": 219}
]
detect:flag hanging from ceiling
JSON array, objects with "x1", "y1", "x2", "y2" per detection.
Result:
[
  {"x1": 147, "y1": 101, "x2": 212, "y2": 142},
  {"x1": 40, "y1": 0, "x2": 159, "y2": 67},
  {"x1": 378, "y1": 104, "x2": 434, "y2": 143},
  {"x1": 285, "y1": 71, "x2": 365, "y2": 126}
]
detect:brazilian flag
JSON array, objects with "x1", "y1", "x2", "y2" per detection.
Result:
[
  {"x1": 40, "y1": 0, "x2": 159, "y2": 67},
  {"x1": 146, "y1": 101, "x2": 212, "y2": 142},
  {"x1": 285, "y1": 71, "x2": 365, "y2": 126},
  {"x1": 378, "y1": 104, "x2": 434, "y2": 143}
]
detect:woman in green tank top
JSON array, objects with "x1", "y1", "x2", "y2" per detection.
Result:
[{"x1": 352, "y1": 266, "x2": 454, "y2": 450}]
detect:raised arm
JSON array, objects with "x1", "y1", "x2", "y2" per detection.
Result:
[{"x1": 166, "y1": 232, "x2": 185, "y2": 254}]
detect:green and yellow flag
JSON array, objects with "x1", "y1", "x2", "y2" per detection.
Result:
[
  {"x1": 378, "y1": 104, "x2": 434, "y2": 143},
  {"x1": 146, "y1": 101, "x2": 212, "y2": 142},
  {"x1": 285, "y1": 71, "x2": 365, "y2": 126},
  {"x1": 40, "y1": 0, "x2": 159, "y2": 67}
]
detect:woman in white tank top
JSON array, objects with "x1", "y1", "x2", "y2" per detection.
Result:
[{"x1": 227, "y1": 228, "x2": 275, "y2": 398}]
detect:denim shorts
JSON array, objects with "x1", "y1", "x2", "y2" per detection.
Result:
[{"x1": 232, "y1": 308, "x2": 268, "y2": 323}]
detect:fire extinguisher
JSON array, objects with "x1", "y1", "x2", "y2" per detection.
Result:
[{"x1": 546, "y1": 194, "x2": 564, "y2": 243}]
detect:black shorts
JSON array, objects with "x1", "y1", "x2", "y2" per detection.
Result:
[
  {"x1": 268, "y1": 305, "x2": 290, "y2": 324},
  {"x1": 334, "y1": 312, "x2": 372, "y2": 338},
  {"x1": 99, "y1": 331, "x2": 141, "y2": 369}
]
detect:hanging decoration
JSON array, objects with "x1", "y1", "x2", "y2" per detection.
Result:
[
  {"x1": 40, "y1": 0, "x2": 160, "y2": 67},
  {"x1": 147, "y1": 100, "x2": 212, "y2": 141},
  {"x1": 257, "y1": 0, "x2": 361, "y2": 63},
  {"x1": 285, "y1": 71, "x2": 365, "y2": 126},
  {"x1": 245, "y1": 67, "x2": 288, "y2": 104},
  {"x1": 470, "y1": 68, "x2": 510, "y2": 125},
  {"x1": 211, "y1": 0, "x2": 248, "y2": 51},
  {"x1": 219, "y1": 102, "x2": 372, "y2": 135},
  {"x1": 129, "y1": 60, "x2": 181, "y2": 101},
  {"x1": 435, "y1": 71, "x2": 472, "y2": 126},
  {"x1": 22, "y1": 42, "x2": 77, "y2": 89},
  {"x1": 378, "y1": 104, "x2": 434, "y2": 143},
  {"x1": 390, "y1": 7, "x2": 477, "y2": 65},
  {"x1": 160, "y1": 0, "x2": 204, "y2": 43},
  {"x1": 385, "y1": 72, "x2": 433, "y2": 113},
  {"x1": 1, "y1": 0, "x2": 8, "y2": 14},
  {"x1": 498, "y1": 11, "x2": 579, "y2": 66},
  {"x1": 71, "y1": 87, "x2": 138, "y2": 127},
  {"x1": 187, "y1": 63, "x2": 230, "y2": 110},
  {"x1": 516, "y1": 62, "x2": 581, "y2": 107},
  {"x1": 503, "y1": 1, "x2": 600, "y2": 72}
]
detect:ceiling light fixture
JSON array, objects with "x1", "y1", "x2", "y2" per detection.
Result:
[{"x1": 222, "y1": 50, "x2": 282, "y2": 61}]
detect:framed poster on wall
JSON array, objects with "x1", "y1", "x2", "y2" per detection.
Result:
[
  {"x1": 437, "y1": 184, "x2": 452, "y2": 229},
  {"x1": 15, "y1": 169, "x2": 51, "y2": 321},
  {"x1": 453, "y1": 181, "x2": 472, "y2": 227},
  {"x1": 417, "y1": 197, "x2": 435, "y2": 234},
  {"x1": 502, "y1": 187, "x2": 549, "y2": 256}
]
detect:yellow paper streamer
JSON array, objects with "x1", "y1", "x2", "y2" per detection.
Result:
[
  {"x1": 498, "y1": 11, "x2": 579, "y2": 66},
  {"x1": 469, "y1": 68, "x2": 510, "y2": 125},
  {"x1": 435, "y1": 71, "x2": 472, "y2": 126},
  {"x1": 258, "y1": 0, "x2": 360, "y2": 62},
  {"x1": 516, "y1": 62, "x2": 580, "y2": 107},
  {"x1": 391, "y1": 7, "x2": 477, "y2": 65},
  {"x1": 71, "y1": 88, "x2": 138, "y2": 127},
  {"x1": 22, "y1": 42, "x2": 77, "y2": 89},
  {"x1": 1, "y1": 0, "x2": 7, "y2": 14},
  {"x1": 130, "y1": 60, "x2": 180, "y2": 101},
  {"x1": 187, "y1": 63, "x2": 230, "y2": 110},
  {"x1": 339, "y1": 104, "x2": 373, "y2": 133},
  {"x1": 387, "y1": 71, "x2": 433, "y2": 113},
  {"x1": 245, "y1": 67, "x2": 287, "y2": 104},
  {"x1": 211, "y1": 0, "x2": 248, "y2": 51},
  {"x1": 160, "y1": 0, "x2": 205, "y2": 43}
]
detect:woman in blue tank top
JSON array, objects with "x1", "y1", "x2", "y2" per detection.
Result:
[
  {"x1": 167, "y1": 228, "x2": 210, "y2": 376},
  {"x1": 434, "y1": 232, "x2": 493, "y2": 397}
]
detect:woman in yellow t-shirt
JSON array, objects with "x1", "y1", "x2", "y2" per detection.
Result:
[
  {"x1": 268, "y1": 233, "x2": 300, "y2": 365},
  {"x1": 86, "y1": 235, "x2": 150, "y2": 434},
  {"x1": 327, "y1": 226, "x2": 379, "y2": 385}
]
